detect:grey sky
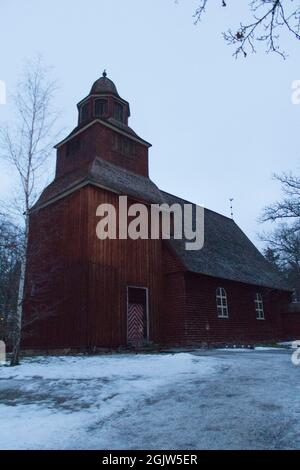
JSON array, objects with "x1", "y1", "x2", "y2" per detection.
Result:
[{"x1": 0, "y1": 0, "x2": 299, "y2": 247}]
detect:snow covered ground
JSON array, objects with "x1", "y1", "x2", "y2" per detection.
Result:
[{"x1": 0, "y1": 349, "x2": 300, "y2": 450}]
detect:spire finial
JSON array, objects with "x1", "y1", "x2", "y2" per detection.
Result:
[{"x1": 102, "y1": 69, "x2": 107, "y2": 78}]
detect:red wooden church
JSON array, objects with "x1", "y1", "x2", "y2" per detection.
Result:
[{"x1": 23, "y1": 72, "x2": 294, "y2": 351}]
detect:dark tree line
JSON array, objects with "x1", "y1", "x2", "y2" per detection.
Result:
[
  {"x1": 0, "y1": 215, "x2": 22, "y2": 345},
  {"x1": 193, "y1": 1, "x2": 300, "y2": 57}
]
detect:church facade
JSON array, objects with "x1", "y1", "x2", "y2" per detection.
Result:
[{"x1": 23, "y1": 72, "x2": 294, "y2": 350}]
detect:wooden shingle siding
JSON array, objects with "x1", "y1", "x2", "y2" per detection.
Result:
[
  {"x1": 281, "y1": 312, "x2": 300, "y2": 340},
  {"x1": 23, "y1": 185, "x2": 163, "y2": 349},
  {"x1": 86, "y1": 185, "x2": 163, "y2": 346},
  {"x1": 183, "y1": 273, "x2": 286, "y2": 345},
  {"x1": 56, "y1": 122, "x2": 149, "y2": 180},
  {"x1": 23, "y1": 188, "x2": 90, "y2": 349}
]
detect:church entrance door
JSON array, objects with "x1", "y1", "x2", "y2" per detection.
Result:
[{"x1": 127, "y1": 287, "x2": 149, "y2": 347}]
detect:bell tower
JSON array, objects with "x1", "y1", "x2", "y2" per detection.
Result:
[
  {"x1": 54, "y1": 71, "x2": 151, "y2": 179},
  {"x1": 77, "y1": 70, "x2": 131, "y2": 126}
]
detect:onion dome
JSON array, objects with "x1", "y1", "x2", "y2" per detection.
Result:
[{"x1": 90, "y1": 70, "x2": 119, "y2": 95}]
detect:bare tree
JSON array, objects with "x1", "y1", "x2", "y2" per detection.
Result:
[
  {"x1": 0, "y1": 58, "x2": 59, "y2": 366},
  {"x1": 261, "y1": 170, "x2": 300, "y2": 298},
  {"x1": 262, "y1": 224, "x2": 300, "y2": 268},
  {"x1": 193, "y1": 1, "x2": 300, "y2": 58},
  {"x1": 262, "y1": 224, "x2": 300, "y2": 298},
  {"x1": 261, "y1": 173, "x2": 300, "y2": 222}
]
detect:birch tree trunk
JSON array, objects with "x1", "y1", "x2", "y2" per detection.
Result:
[
  {"x1": 10, "y1": 214, "x2": 29, "y2": 366},
  {"x1": 0, "y1": 57, "x2": 59, "y2": 366}
]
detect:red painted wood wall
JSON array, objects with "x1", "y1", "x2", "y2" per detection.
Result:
[
  {"x1": 23, "y1": 184, "x2": 163, "y2": 350},
  {"x1": 161, "y1": 246, "x2": 291, "y2": 345},
  {"x1": 23, "y1": 189, "x2": 292, "y2": 350}
]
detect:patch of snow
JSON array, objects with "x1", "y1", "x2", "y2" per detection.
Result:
[
  {"x1": 1, "y1": 350, "x2": 299, "y2": 450},
  {"x1": 0, "y1": 353, "x2": 217, "y2": 380},
  {"x1": 278, "y1": 341, "x2": 300, "y2": 349},
  {"x1": 218, "y1": 346, "x2": 284, "y2": 352},
  {"x1": 217, "y1": 348, "x2": 253, "y2": 352},
  {"x1": 0, "y1": 353, "x2": 219, "y2": 450}
]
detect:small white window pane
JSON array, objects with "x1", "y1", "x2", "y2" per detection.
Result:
[
  {"x1": 216, "y1": 288, "x2": 229, "y2": 318},
  {"x1": 255, "y1": 293, "x2": 265, "y2": 320}
]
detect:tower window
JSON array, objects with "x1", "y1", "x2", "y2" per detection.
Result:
[
  {"x1": 95, "y1": 99, "x2": 108, "y2": 118},
  {"x1": 113, "y1": 102, "x2": 124, "y2": 122},
  {"x1": 255, "y1": 293, "x2": 265, "y2": 320},
  {"x1": 216, "y1": 287, "x2": 229, "y2": 318},
  {"x1": 80, "y1": 103, "x2": 89, "y2": 123},
  {"x1": 66, "y1": 138, "x2": 83, "y2": 157},
  {"x1": 112, "y1": 134, "x2": 135, "y2": 157}
]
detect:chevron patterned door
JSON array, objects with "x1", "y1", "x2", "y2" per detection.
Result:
[{"x1": 127, "y1": 287, "x2": 148, "y2": 346}]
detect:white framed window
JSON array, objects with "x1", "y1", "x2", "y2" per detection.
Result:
[
  {"x1": 291, "y1": 289, "x2": 299, "y2": 303},
  {"x1": 255, "y1": 293, "x2": 265, "y2": 320},
  {"x1": 216, "y1": 287, "x2": 229, "y2": 318}
]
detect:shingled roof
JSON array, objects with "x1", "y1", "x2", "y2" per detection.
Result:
[
  {"x1": 89, "y1": 158, "x2": 164, "y2": 204},
  {"x1": 162, "y1": 191, "x2": 290, "y2": 291},
  {"x1": 32, "y1": 156, "x2": 164, "y2": 209},
  {"x1": 55, "y1": 118, "x2": 151, "y2": 149},
  {"x1": 32, "y1": 158, "x2": 290, "y2": 291}
]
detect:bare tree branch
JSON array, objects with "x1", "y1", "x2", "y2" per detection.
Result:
[
  {"x1": 261, "y1": 173, "x2": 300, "y2": 222},
  {"x1": 193, "y1": 1, "x2": 300, "y2": 58},
  {"x1": 261, "y1": 223, "x2": 300, "y2": 298},
  {"x1": 0, "y1": 57, "x2": 60, "y2": 366},
  {"x1": 260, "y1": 168, "x2": 300, "y2": 297}
]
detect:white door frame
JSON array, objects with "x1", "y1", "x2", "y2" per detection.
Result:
[{"x1": 126, "y1": 286, "x2": 149, "y2": 343}]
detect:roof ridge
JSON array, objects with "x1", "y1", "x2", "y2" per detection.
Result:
[
  {"x1": 55, "y1": 119, "x2": 151, "y2": 149},
  {"x1": 92, "y1": 155, "x2": 158, "y2": 185},
  {"x1": 160, "y1": 190, "x2": 233, "y2": 222}
]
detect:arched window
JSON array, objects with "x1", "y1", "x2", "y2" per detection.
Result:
[
  {"x1": 113, "y1": 102, "x2": 124, "y2": 122},
  {"x1": 291, "y1": 288, "x2": 299, "y2": 303},
  {"x1": 95, "y1": 99, "x2": 107, "y2": 118},
  {"x1": 80, "y1": 103, "x2": 89, "y2": 123},
  {"x1": 255, "y1": 293, "x2": 265, "y2": 320},
  {"x1": 216, "y1": 287, "x2": 228, "y2": 318}
]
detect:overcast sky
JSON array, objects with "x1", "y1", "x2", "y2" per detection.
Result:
[{"x1": 0, "y1": 0, "x2": 299, "y2": 247}]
